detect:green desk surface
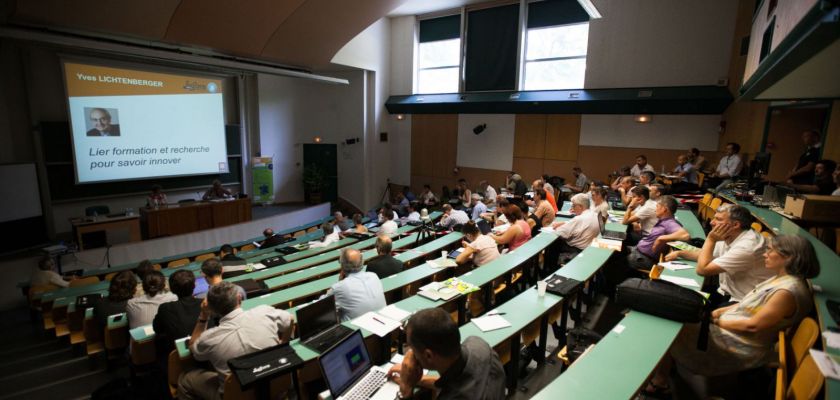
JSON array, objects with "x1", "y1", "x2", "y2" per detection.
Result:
[
  {"x1": 532, "y1": 311, "x2": 683, "y2": 400},
  {"x1": 41, "y1": 281, "x2": 111, "y2": 302},
  {"x1": 175, "y1": 337, "x2": 191, "y2": 358},
  {"x1": 459, "y1": 287, "x2": 560, "y2": 348},
  {"x1": 461, "y1": 232, "x2": 558, "y2": 287},
  {"x1": 227, "y1": 238, "x2": 359, "y2": 283},
  {"x1": 557, "y1": 247, "x2": 614, "y2": 282}
]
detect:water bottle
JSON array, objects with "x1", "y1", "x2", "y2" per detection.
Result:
[{"x1": 92, "y1": 210, "x2": 98, "y2": 221}]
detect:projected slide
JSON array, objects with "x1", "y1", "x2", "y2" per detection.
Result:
[{"x1": 64, "y1": 62, "x2": 229, "y2": 183}]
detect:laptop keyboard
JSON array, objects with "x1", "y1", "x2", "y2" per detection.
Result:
[{"x1": 343, "y1": 369, "x2": 386, "y2": 400}]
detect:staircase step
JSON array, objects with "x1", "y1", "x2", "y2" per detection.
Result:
[
  {"x1": 0, "y1": 355, "x2": 100, "y2": 396},
  {"x1": 0, "y1": 346, "x2": 78, "y2": 376}
]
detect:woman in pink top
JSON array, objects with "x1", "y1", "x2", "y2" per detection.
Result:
[
  {"x1": 492, "y1": 206, "x2": 531, "y2": 251},
  {"x1": 456, "y1": 221, "x2": 501, "y2": 267}
]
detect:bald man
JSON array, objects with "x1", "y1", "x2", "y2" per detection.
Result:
[
  {"x1": 366, "y1": 235, "x2": 404, "y2": 279},
  {"x1": 327, "y1": 248, "x2": 386, "y2": 321},
  {"x1": 86, "y1": 108, "x2": 121, "y2": 136}
]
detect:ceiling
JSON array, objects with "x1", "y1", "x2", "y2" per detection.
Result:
[
  {"x1": 2, "y1": 0, "x2": 412, "y2": 70},
  {"x1": 388, "y1": 0, "x2": 487, "y2": 17}
]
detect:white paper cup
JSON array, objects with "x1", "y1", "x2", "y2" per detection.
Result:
[
  {"x1": 537, "y1": 281, "x2": 547, "y2": 297},
  {"x1": 441, "y1": 250, "x2": 447, "y2": 259}
]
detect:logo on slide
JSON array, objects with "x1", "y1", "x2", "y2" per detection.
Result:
[
  {"x1": 207, "y1": 82, "x2": 218, "y2": 93},
  {"x1": 218, "y1": 162, "x2": 227, "y2": 172}
]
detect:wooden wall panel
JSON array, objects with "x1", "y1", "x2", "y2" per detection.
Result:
[
  {"x1": 513, "y1": 115, "x2": 546, "y2": 159},
  {"x1": 821, "y1": 100, "x2": 840, "y2": 163},
  {"x1": 764, "y1": 107, "x2": 828, "y2": 182},
  {"x1": 544, "y1": 115, "x2": 580, "y2": 161},
  {"x1": 721, "y1": 99, "x2": 768, "y2": 155},
  {"x1": 512, "y1": 157, "x2": 544, "y2": 185},
  {"x1": 411, "y1": 114, "x2": 458, "y2": 178},
  {"x1": 543, "y1": 160, "x2": 579, "y2": 181}
]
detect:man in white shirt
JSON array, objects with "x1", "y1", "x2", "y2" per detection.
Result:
[
  {"x1": 308, "y1": 222, "x2": 340, "y2": 248},
  {"x1": 665, "y1": 204, "x2": 771, "y2": 304},
  {"x1": 328, "y1": 248, "x2": 386, "y2": 321},
  {"x1": 712, "y1": 142, "x2": 743, "y2": 191},
  {"x1": 405, "y1": 202, "x2": 421, "y2": 222},
  {"x1": 564, "y1": 167, "x2": 588, "y2": 193},
  {"x1": 630, "y1": 155, "x2": 655, "y2": 177},
  {"x1": 179, "y1": 282, "x2": 293, "y2": 400},
  {"x1": 30, "y1": 257, "x2": 70, "y2": 288},
  {"x1": 439, "y1": 204, "x2": 469, "y2": 229},
  {"x1": 470, "y1": 194, "x2": 487, "y2": 220},
  {"x1": 544, "y1": 193, "x2": 601, "y2": 271},
  {"x1": 378, "y1": 209, "x2": 399, "y2": 236},
  {"x1": 622, "y1": 185, "x2": 658, "y2": 243},
  {"x1": 479, "y1": 180, "x2": 497, "y2": 206}
]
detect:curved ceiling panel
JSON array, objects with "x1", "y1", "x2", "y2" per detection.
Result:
[
  {"x1": 261, "y1": 0, "x2": 407, "y2": 68},
  {"x1": 12, "y1": 0, "x2": 180, "y2": 40},
  {"x1": 164, "y1": 0, "x2": 305, "y2": 58}
]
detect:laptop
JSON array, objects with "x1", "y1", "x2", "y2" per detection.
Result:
[
  {"x1": 599, "y1": 214, "x2": 627, "y2": 241},
  {"x1": 297, "y1": 295, "x2": 354, "y2": 354},
  {"x1": 192, "y1": 276, "x2": 209, "y2": 296},
  {"x1": 318, "y1": 330, "x2": 400, "y2": 400}
]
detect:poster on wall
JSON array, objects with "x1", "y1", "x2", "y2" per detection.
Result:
[{"x1": 252, "y1": 157, "x2": 274, "y2": 204}]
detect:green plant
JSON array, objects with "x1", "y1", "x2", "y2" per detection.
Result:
[{"x1": 302, "y1": 164, "x2": 328, "y2": 193}]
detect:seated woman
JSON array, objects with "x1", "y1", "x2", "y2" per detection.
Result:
[
  {"x1": 491, "y1": 206, "x2": 531, "y2": 252},
  {"x1": 127, "y1": 270, "x2": 177, "y2": 329},
  {"x1": 93, "y1": 270, "x2": 136, "y2": 331},
  {"x1": 589, "y1": 185, "x2": 610, "y2": 223},
  {"x1": 648, "y1": 235, "x2": 820, "y2": 394},
  {"x1": 147, "y1": 184, "x2": 167, "y2": 207},
  {"x1": 456, "y1": 221, "x2": 501, "y2": 267},
  {"x1": 309, "y1": 222, "x2": 340, "y2": 248},
  {"x1": 352, "y1": 213, "x2": 368, "y2": 234}
]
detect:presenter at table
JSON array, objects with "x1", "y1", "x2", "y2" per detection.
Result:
[
  {"x1": 202, "y1": 179, "x2": 232, "y2": 200},
  {"x1": 147, "y1": 185, "x2": 168, "y2": 207}
]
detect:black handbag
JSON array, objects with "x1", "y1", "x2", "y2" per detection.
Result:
[
  {"x1": 227, "y1": 343, "x2": 303, "y2": 389},
  {"x1": 615, "y1": 277, "x2": 711, "y2": 350}
]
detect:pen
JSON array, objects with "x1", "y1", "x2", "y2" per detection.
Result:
[
  {"x1": 372, "y1": 316, "x2": 386, "y2": 325},
  {"x1": 488, "y1": 312, "x2": 506, "y2": 316}
]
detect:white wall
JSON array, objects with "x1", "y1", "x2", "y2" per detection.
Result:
[
  {"x1": 585, "y1": 0, "x2": 738, "y2": 89},
  {"x1": 457, "y1": 114, "x2": 515, "y2": 170},
  {"x1": 580, "y1": 115, "x2": 721, "y2": 151}
]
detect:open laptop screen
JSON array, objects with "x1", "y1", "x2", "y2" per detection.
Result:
[
  {"x1": 297, "y1": 295, "x2": 339, "y2": 342},
  {"x1": 192, "y1": 277, "x2": 209, "y2": 297},
  {"x1": 319, "y1": 330, "x2": 371, "y2": 397}
]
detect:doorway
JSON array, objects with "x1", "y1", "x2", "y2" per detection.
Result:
[
  {"x1": 303, "y1": 144, "x2": 338, "y2": 204},
  {"x1": 761, "y1": 102, "x2": 831, "y2": 182}
]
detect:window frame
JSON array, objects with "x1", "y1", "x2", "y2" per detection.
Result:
[
  {"x1": 414, "y1": 12, "x2": 464, "y2": 95},
  {"x1": 520, "y1": 20, "x2": 590, "y2": 91}
]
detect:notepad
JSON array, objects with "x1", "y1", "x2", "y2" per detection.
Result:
[
  {"x1": 471, "y1": 314, "x2": 511, "y2": 332},
  {"x1": 810, "y1": 349, "x2": 840, "y2": 380},
  {"x1": 824, "y1": 330, "x2": 840, "y2": 350},
  {"x1": 379, "y1": 305, "x2": 411, "y2": 322},
  {"x1": 427, "y1": 258, "x2": 457, "y2": 269},
  {"x1": 660, "y1": 261, "x2": 694, "y2": 271},
  {"x1": 659, "y1": 275, "x2": 701, "y2": 288},
  {"x1": 667, "y1": 241, "x2": 700, "y2": 252},
  {"x1": 352, "y1": 312, "x2": 401, "y2": 337},
  {"x1": 540, "y1": 226, "x2": 555, "y2": 233}
]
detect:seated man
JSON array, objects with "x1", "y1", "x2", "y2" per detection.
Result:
[
  {"x1": 670, "y1": 154, "x2": 698, "y2": 193},
  {"x1": 404, "y1": 202, "x2": 421, "y2": 222},
  {"x1": 479, "y1": 180, "x2": 497, "y2": 206},
  {"x1": 648, "y1": 183, "x2": 664, "y2": 201},
  {"x1": 328, "y1": 248, "x2": 386, "y2": 321},
  {"x1": 404, "y1": 186, "x2": 416, "y2": 202},
  {"x1": 153, "y1": 270, "x2": 201, "y2": 360},
  {"x1": 195, "y1": 258, "x2": 247, "y2": 300},
  {"x1": 389, "y1": 307, "x2": 505, "y2": 400},
  {"x1": 393, "y1": 192, "x2": 410, "y2": 216},
  {"x1": 333, "y1": 211, "x2": 354, "y2": 231},
  {"x1": 544, "y1": 193, "x2": 601, "y2": 270},
  {"x1": 639, "y1": 170, "x2": 656, "y2": 187},
  {"x1": 616, "y1": 176, "x2": 635, "y2": 207},
  {"x1": 219, "y1": 244, "x2": 244, "y2": 262},
  {"x1": 786, "y1": 159, "x2": 837, "y2": 195},
  {"x1": 710, "y1": 142, "x2": 743, "y2": 190},
  {"x1": 626, "y1": 195, "x2": 690, "y2": 269},
  {"x1": 470, "y1": 193, "x2": 487, "y2": 220},
  {"x1": 630, "y1": 154, "x2": 655, "y2": 177},
  {"x1": 621, "y1": 185, "x2": 658, "y2": 243},
  {"x1": 308, "y1": 222, "x2": 340, "y2": 248},
  {"x1": 419, "y1": 184, "x2": 438, "y2": 206},
  {"x1": 439, "y1": 204, "x2": 469, "y2": 229},
  {"x1": 366, "y1": 235, "x2": 404, "y2": 279},
  {"x1": 665, "y1": 203, "x2": 772, "y2": 304},
  {"x1": 178, "y1": 282, "x2": 293, "y2": 400},
  {"x1": 563, "y1": 167, "x2": 588, "y2": 193},
  {"x1": 378, "y1": 209, "x2": 399, "y2": 236},
  {"x1": 259, "y1": 228, "x2": 287, "y2": 248}
]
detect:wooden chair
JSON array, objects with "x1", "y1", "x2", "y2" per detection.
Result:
[
  {"x1": 168, "y1": 350, "x2": 196, "y2": 398},
  {"x1": 784, "y1": 354, "x2": 824, "y2": 400},
  {"x1": 104, "y1": 315, "x2": 129, "y2": 354},
  {"x1": 776, "y1": 331, "x2": 788, "y2": 398},
  {"x1": 28, "y1": 284, "x2": 58, "y2": 318},
  {"x1": 306, "y1": 226, "x2": 318, "y2": 233},
  {"x1": 52, "y1": 304, "x2": 70, "y2": 337},
  {"x1": 751, "y1": 222, "x2": 763, "y2": 233},
  {"x1": 697, "y1": 193, "x2": 713, "y2": 219},
  {"x1": 104, "y1": 272, "x2": 117, "y2": 281},
  {"x1": 239, "y1": 243, "x2": 257, "y2": 252},
  {"x1": 67, "y1": 307, "x2": 87, "y2": 345},
  {"x1": 788, "y1": 317, "x2": 819, "y2": 375},
  {"x1": 70, "y1": 276, "x2": 100, "y2": 287},
  {"x1": 167, "y1": 258, "x2": 190, "y2": 268},
  {"x1": 194, "y1": 253, "x2": 216, "y2": 262},
  {"x1": 130, "y1": 337, "x2": 157, "y2": 366},
  {"x1": 152, "y1": 263, "x2": 162, "y2": 271},
  {"x1": 762, "y1": 231, "x2": 773, "y2": 239},
  {"x1": 83, "y1": 312, "x2": 104, "y2": 356},
  {"x1": 293, "y1": 230, "x2": 305, "y2": 238},
  {"x1": 222, "y1": 369, "x2": 292, "y2": 400},
  {"x1": 696, "y1": 172, "x2": 705, "y2": 188},
  {"x1": 706, "y1": 197, "x2": 722, "y2": 222}
]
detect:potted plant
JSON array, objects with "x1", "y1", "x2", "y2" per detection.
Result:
[{"x1": 302, "y1": 164, "x2": 327, "y2": 204}]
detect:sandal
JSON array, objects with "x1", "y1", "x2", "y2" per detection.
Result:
[{"x1": 642, "y1": 381, "x2": 672, "y2": 399}]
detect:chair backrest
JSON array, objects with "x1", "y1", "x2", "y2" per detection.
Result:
[
  {"x1": 85, "y1": 205, "x2": 110, "y2": 216},
  {"x1": 751, "y1": 222, "x2": 763, "y2": 232},
  {"x1": 697, "y1": 172, "x2": 705, "y2": 187},
  {"x1": 786, "y1": 354, "x2": 823, "y2": 400},
  {"x1": 167, "y1": 258, "x2": 190, "y2": 268},
  {"x1": 194, "y1": 253, "x2": 216, "y2": 262},
  {"x1": 69, "y1": 276, "x2": 100, "y2": 287},
  {"x1": 104, "y1": 272, "x2": 117, "y2": 281},
  {"x1": 293, "y1": 230, "x2": 305, "y2": 238},
  {"x1": 775, "y1": 365, "x2": 786, "y2": 400},
  {"x1": 104, "y1": 315, "x2": 129, "y2": 351},
  {"x1": 306, "y1": 226, "x2": 318, "y2": 233},
  {"x1": 168, "y1": 350, "x2": 196, "y2": 397},
  {"x1": 130, "y1": 338, "x2": 157, "y2": 366},
  {"x1": 239, "y1": 244, "x2": 257, "y2": 252},
  {"x1": 153, "y1": 263, "x2": 162, "y2": 271},
  {"x1": 28, "y1": 284, "x2": 59, "y2": 307},
  {"x1": 707, "y1": 198, "x2": 722, "y2": 221},
  {"x1": 789, "y1": 317, "x2": 819, "y2": 372},
  {"x1": 762, "y1": 230, "x2": 773, "y2": 239}
]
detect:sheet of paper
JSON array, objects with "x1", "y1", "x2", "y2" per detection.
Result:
[
  {"x1": 660, "y1": 261, "x2": 694, "y2": 271},
  {"x1": 223, "y1": 264, "x2": 249, "y2": 272},
  {"x1": 471, "y1": 314, "x2": 512, "y2": 332},
  {"x1": 379, "y1": 305, "x2": 411, "y2": 322},
  {"x1": 810, "y1": 349, "x2": 840, "y2": 380},
  {"x1": 540, "y1": 226, "x2": 555, "y2": 233},
  {"x1": 352, "y1": 312, "x2": 401, "y2": 337},
  {"x1": 659, "y1": 275, "x2": 701, "y2": 288},
  {"x1": 252, "y1": 263, "x2": 266, "y2": 270},
  {"x1": 492, "y1": 223, "x2": 510, "y2": 234},
  {"x1": 427, "y1": 258, "x2": 457, "y2": 268},
  {"x1": 143, "y1": 326, "x2": 155, "y2": 336},
  {"x1": 824, "y1": 330, "x2": 840, "y2": 350}
]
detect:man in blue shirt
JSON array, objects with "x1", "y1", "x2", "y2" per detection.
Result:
[
  {"x1": 327, "y1": 248, "x2": 386, "y2": 321},
  {"x1": 470, "y1": 193, "x2": 487, "y2": 220},
  {"x1": 626, "y1": 195, "x2": 690, "y2": 269}
]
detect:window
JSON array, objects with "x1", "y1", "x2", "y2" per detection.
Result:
[
  {"x1": 416, "y1": 15, "x2": 461, "y2": 94},
  {"x1": 523, "y1": 22, "x2": 589, "y2": 90}
]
